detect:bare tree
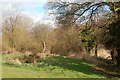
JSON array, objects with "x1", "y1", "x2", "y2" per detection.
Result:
[
  {"x1": 2, "y1": 14, "x2": 33, "y2": 53},
  {"x1": 31, "y1": 23, "x2": 53, "y2": 53}
]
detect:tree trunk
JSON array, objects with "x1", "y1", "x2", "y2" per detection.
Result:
[
  {"x1": 12, "y1": 47, "x2": 14, "y2": 54},
  {"x1": 42, "y1": 41, "x2": 46, "y2": 53},
  {"x1": 116, "y1": 48, "x2": 120, "y2": 66},
  {"x1": 95, "y1": 44, "x2": 97, "y2": 57},
  {"x1": 111, "y1": 49, "x2": 117, "y2": 64}
]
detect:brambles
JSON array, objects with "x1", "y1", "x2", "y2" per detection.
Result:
[{"x1": 20, "y1": 53, "x2": 44, "y2": 63}]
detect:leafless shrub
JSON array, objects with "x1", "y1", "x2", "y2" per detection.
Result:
[
  {"x1": 51, "y1": 27, "x2": 85, "y2": 55},
  {"x1": 2, "y1": 14, "x2": 33, "y2": 53}
]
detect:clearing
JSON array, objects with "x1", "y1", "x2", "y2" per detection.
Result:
[{"x1": 2, "y1": 54, "x2": 105, "y2": 78}]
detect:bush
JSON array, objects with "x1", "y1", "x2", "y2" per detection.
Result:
[{"x1": 19, "y1": 53, "x2": 44, "y2": 63}]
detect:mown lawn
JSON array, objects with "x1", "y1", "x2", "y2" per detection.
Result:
[{"x1": 2, "y1": 54, "x2": 106, "y2": 78}]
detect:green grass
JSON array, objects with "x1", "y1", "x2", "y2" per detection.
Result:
[
  {"x1": 2, "y1": 65, "x2": 57, "y2": 78},
  {"x1": 2, "y1": 54, "x2": 106, "y2": 78}
]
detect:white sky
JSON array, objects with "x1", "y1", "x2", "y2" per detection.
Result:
[
  {"x1": 0, "y1": 0, "x2": 55, "y2": 26},
  {"x1": 0, "y1": 0, "x2": 119, "y2": 27}
]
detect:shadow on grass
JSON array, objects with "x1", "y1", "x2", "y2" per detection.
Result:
[
  {"x1": 3, "y1": 54, "x2": 106, "y2": 77},
  {"x1": 38, "y1": 56, "x2": 103, "y2": 76},
  {"x1": 93, "y1": 58, "x2": 120, "y2": 78}
]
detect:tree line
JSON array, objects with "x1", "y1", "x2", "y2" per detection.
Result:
[
  {"x1": 1, "y1": 0, "x2": 120, "y2": 66},
  {"x1": 45, "y1": 0, "x2": 120, "y2": 65}
]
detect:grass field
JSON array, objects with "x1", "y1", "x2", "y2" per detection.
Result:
[{"x1": 2, "y1": 54, "x2": 106, "y2": 78}]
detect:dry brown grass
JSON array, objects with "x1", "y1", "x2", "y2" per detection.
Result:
[{"x1": 67, "y1": 51, "x2": 98, "y2": 65}]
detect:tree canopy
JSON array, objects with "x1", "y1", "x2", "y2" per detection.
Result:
[
  {"x1": 46, "y1": 1, "x2": 120, "y2": 27},
  {"x1": 45, "y1": 0, "x2": 120, "y2": 65}
]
